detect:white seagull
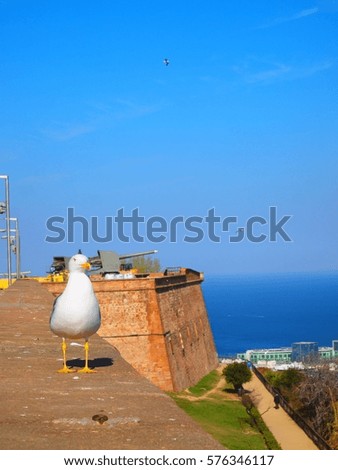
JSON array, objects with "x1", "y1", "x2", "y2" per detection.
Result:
[{"x1": 50, "y1": 253, "x2": 101, "y2": 373}]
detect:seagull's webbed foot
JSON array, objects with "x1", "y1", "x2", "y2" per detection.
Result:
[
  {"x1": 57, "y1": 338, "x2": 77, "y2": 373},
  {"x1": 78, "y1": 366, "x2": 96, "y2": 374},
  {"x1": 78, "y1": 340, "x2": 97, "y2": 373},
  {"x1": 58, "y1": 365, "x2": 77, "y2": 374}
]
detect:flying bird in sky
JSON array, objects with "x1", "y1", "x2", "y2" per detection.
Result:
[
  {"x1": 163, "y1": 58, "x2": 170, "y2": 66},
  {"x1": 50, "y1": 253, "x2": 101, "y2": 373}
]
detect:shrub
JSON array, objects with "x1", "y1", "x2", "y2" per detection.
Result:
[{"x1": 223, "y1": 362, "x2": 252, "y2": 391}]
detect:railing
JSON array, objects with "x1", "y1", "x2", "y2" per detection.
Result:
[{"x1": 252, "y1": 365, "x2": 332, "y2": 450}]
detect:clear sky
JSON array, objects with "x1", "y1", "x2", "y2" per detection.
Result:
[{"x1": 0, "y1": 1, "x2": 337, "y2": 276}]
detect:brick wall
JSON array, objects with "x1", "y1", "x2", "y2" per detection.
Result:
[
  {"x1": 43, "y1": 269, "x2": 218, "y2": 391},
  {"x1": 157, "y1": 279, "x2": 218, "y2": 390}
]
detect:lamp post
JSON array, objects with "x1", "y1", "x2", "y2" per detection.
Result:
[
  {"x1": 0, "y1": 175, "x2": 11, "y2": 286},
  {"x1": 0, "y1": 218, "x2": 20, "y2": 279},
  {"x1": 10, "y1": 218, "x2": 20, "y2": 279}
]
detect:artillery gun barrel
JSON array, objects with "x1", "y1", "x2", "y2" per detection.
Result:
[
  {"x1": 119, "y1": 250, "x2": 158, "y2": 260},
  {"x1": 50, "y1": 250, "x2": 158, "y2": 272}
]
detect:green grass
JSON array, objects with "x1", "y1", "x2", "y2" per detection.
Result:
[
  {"x1": 187, "y1": 369, "x2": 220, "y2": 396},
  {"x1": 169, "y1": 369, "x2": 281, "y2": 450},
  {"x1": 172, "y1": 396, "x2": 270, "y2": 449}
]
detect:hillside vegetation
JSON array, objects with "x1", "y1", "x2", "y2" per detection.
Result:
[
  {"x1": 169, "y1": 368, "x2": 280, "y2": 450},
  {"x1": 260, "y1": 364, "x2": 338, "y2": 449}
]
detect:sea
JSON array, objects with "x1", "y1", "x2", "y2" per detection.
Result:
[{"x1": 201, "y1": 271, "x2": 338, "y2": 358}]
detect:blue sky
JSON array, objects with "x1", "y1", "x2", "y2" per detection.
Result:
[{"x1": 0, "y1": 1, "x2": 337, "y2": 276}]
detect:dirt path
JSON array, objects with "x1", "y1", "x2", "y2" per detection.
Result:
[
  {"x1": 244, "y1": 373, "x2": 318, "y2": 450},
  {"x1": 181, "y1": 367, "x2": 232, "y2": 402},
  {"x1": 176, "y1": 365, "x2": 319, "y2": 450}
]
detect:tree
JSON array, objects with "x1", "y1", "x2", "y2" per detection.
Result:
[
  {"x1": 265, "y1": 368, "x2": 303, "y2": 394},
  {"x1": 295, "y1": 365, "x2": 338, "y2": 447},
  {"x1": 125, "y1": 255, "x2": 161, "y2": 273},
  {"x1": 262, "y1": 362, "x2": 338, "y2": 448},
  {"x1": 223, "y1": 362, "x2": 252, "y2": 392}
]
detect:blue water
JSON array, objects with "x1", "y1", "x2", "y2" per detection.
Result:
[{"x1": 201, "y1": 272, "x2": 338, "y2": 357}]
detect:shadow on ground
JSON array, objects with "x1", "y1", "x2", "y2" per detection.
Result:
[{"x1": 67, "y1": 357, "x2": 114, "y2": 369}]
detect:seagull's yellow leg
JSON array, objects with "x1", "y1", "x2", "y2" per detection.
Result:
[
  {"x1": 58, "y1": 338, "x2": 76, "y2": 373},
  {"x1": 79, "y1": 340, "x2": 96, "y2": 373}
]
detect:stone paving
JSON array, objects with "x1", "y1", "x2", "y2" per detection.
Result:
[{"x1": 0, "y1": 280, "x2": 223, "y2": 450}]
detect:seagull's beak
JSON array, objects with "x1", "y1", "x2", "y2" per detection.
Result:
[{"x1": 82, "y1": 262, "x2": 91, "y2": 271}]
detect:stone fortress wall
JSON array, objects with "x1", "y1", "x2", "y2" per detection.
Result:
[{"x1": 44, "y1": 268, "x2": 218, "y2": 391}]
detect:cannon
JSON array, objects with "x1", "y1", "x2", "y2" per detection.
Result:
[{"x1": 49, "y1": 250, "x2": 158, "y2": 275}]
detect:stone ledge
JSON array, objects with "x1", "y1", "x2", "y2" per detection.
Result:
[{"x1": 0, "y1": 280, "x2": 223, "y2": 450}]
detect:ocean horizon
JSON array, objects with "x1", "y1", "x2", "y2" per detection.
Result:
[{"x1": 201, "y1": 271, "x2": 338, "y2": 358}]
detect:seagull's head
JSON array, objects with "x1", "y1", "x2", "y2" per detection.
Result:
[{"x1": 68, "y1": 254, "x2": 91, "y2": 273}]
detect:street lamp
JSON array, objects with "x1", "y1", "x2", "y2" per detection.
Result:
[
  {"x1": 0, "y1": 175, "x2": 11, "y2": 286},
  {"x1": 10, "y1": 218, "x2": 20, "y2": 279},
  {"x1": 1, "y1": 218, "x2": 21, "y2": 279}
]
